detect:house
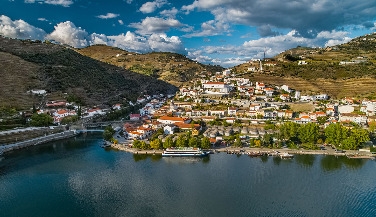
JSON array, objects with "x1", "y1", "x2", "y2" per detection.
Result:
[
  {"x1": 225, "y1": 117, "x2": 236, "y2": 124},
  {"x1": 202, "y1": 82, "x2": 231, "y2": 94},
  {"x1": 228, "y1": 107, "x2": 238, "y2": 116},
  {"x1": 86, "y1": 108, "x2": 105, "y2": 117},
  {"x1": 339, "y1": 113, "x2": 367, "y2": 125},
  {"x1": 263, "y1": 110, "x2": 277, "y2": 119},
  {"x1": 255, "y1": 82, "x2": 265, "y2": 90},
  {"x1": 157, "y1": 116, "x2": 191, "y2": 125},
  {"x1": 163, "y1": 124, "x2": 176, "y2": 135},
  {"x1": 46, "y1": 100, "x2": 67, "y2": 107},
  {"x1": 264, "y1": 88, "x2": 274, "y2": 97},
  {"x1": 209, "y1": 110, "x2": 227, "y2": 117},
  {"x1": 129, "y1": 114, "x2": 141, "y2": 121},
  {"x1": 249, "y1": 103, "x2": 261, "y2": 111},
  {"x1": 280, "y1": 94, "x2": 290, "y2": 101},
  {"x1": 112, "y1": 104, "x2": 122, "y2": 110}
]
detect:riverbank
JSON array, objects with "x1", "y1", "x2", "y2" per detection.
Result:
[
  {"x1": 109, "y1": 144, "x2": 376, "y2": 159},
  {"x1": 0, "y1": 130, "x2": 78, "y2": 155}
]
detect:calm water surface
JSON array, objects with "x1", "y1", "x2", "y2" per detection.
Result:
[{"x1": 1, "y1": 133, "x2": 376, "y2": 217}]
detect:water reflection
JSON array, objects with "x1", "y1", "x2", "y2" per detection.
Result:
[
  {"x1": 273, "y1": 156, "x2": 281, "y2": 165},
  {"x1": 161, "y1": 156, "x2": 210, "y2": 164},
  {"x1": 320, "y1": 155, "x2": 367, "y2": 171},
  {"x1": 295, "y1": 154, "x2": 316, "y2": 168},
  {"x1": 260, "y1": 154, "x2": 268, "y2": 163}
]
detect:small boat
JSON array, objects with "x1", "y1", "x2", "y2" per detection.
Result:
[
  {"x1": 101, "y1": 140, "x2": 112, "y2": 148},
  {"x1": 279, "y1": 152, "x2": 294, "y2": 159},
  {"x1": 248, "y1": 152, "x2": 263, "y2": 157}
]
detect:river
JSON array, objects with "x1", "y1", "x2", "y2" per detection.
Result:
[{"x1": 1, "y1": 133, "x2": 376, "y2": 217}]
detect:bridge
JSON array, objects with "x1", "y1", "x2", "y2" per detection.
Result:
[
  {"x1": 83, "y1": 121, "x2": 123, "y2": 128},
  {"x1": 76, "y1": 129, "x2": 105, "y2": 133}
]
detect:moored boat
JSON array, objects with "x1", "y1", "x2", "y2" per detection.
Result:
[
  {"x1": 162, "y1": 147, "x2": 208, "y2": 157},
  {"x1": 279, "y1": 152, "x2": 294, "y2": 159}
]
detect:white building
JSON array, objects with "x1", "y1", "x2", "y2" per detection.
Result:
[{"x1": 202, "y1": 82, "x2": 231, "y2": 94}]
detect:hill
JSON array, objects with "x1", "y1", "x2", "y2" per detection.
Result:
[
  {"x1": 0, "y1": 36, "x2": 177, "y2": 110},
  {"x1": 76, "y1": 45, "x2": 224, "y2": 86},
  {"x1": 232, "y1": 33, "x2": 376, "y2": 98}
]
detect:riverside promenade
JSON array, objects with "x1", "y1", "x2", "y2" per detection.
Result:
[
  {"x1": 109, "y1": 143, "x2": 375, "y2": 159},
  {"x1": 0, "y1": 130, "x2": 78, "y2": 155}
]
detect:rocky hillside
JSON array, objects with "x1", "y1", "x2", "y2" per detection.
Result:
[
  {"x1": 232, "y1": 33, "x2": 376, "y2": 98},
  {"x1": 76, "y1": 45, "x2": 224, "y2": 86},
  {"x1": 0, "y1": 36, "x2": 177, "y2": 110}
]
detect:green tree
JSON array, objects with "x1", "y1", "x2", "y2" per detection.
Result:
[
  {"x1": 150, "y1": 138, "x2": 163, "y2": 150},
  {"x1": 103, "y1": 126, "x2": 115, "y2": 141},
  {"x1": 32, "y1": 104, "x2": 37, "y2": 114},
  {"x1": 368, "y1": 121, "x2": 376, "y2": 132},
  {"x1": 233, "y1": 135, "x2": 242, "y2": 147},
  {"x1": 77, "y1": 105, "x2": 82, "y2": 118},
  {"x1": 176, "y1": 135, "x2": 187, "y2": 147},
  {"x1": 324, "y1": 123, "x2": 348, "y2": 147},
  {"x1": 279, "y1": 122, "x2": 300, "y2": 142},
  {"x1": 30, "y1": 113, "x2": 53, "y2": 127},
  {"x1": 163, "y1": 137, "x2": 174, "y2": 149},
  {"x1": 201, "y1": 137, "x2": 211, "y2": 149},
  {"x1": 298, "y1": 123, "x2": 320, "y2": 144},
  {"x1": 133, "y1": 140, "x2": 141, "y2": 149},
  {"x1": 188, "y1": 136, "x2": 199, "y2": 148},
  {"x1": 346, "y1": 128, "x2": 370, "y2": 150},
  {"x1": 263, "y1": 133, "x2": 274, "y2": 147},
  {"x1": 317, "y1": 116, "x2": 328, "y2": 125},
  {"x1": 60, "y1": 115, "x2": 78, "y2": 125},
  {"x1": 140, "y1": 141, "x2": 150, "y2": 150}
]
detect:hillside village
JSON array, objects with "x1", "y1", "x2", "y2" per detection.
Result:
[{"x1": 19, "y1": 63, "x2": 376, "y2": 151}]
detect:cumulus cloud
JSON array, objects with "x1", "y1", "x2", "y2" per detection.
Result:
[
  {"x1": 184, "y1": 19, "x2": 230, "y2": 37},
  {"x1": 188, "y1": 29, "x2": 352, "y2": 67},
  {"x1": 125, "y1": 0, "x2": 133, "y2": 4},
  {"x1": 0, "y1": 15, "x2": 46, "y2": 40},
  {"x1": 25, "y1": 0, "x2": 73, "y2": 7},
  {"x1": 129, "y1": 17, "x2": 182, "y2": 35},
  {"x1": 257, "y1": 25, "x2": 280, "y2": 37},
  {"x1": 182, "y1": 0, "x2": 376, "y2": 38},
  {"x1": 139, "y1": 0, "x2": 168, "y2": 14},
  {"x1": 96, "y1": 13, "x2": 120, "y2": 19},
  {"x1": 159, "y1": 7, "x2": 178, "y2": 18},
  {"x1": 46, "y1": 21, "x2": 89, "y2": 47},
  {"x1": 118, "y1": 20, "x2": 124, "y2": 25},
  {"x1": 148, "y1": 33, "x2": 185, "y2": 53}
]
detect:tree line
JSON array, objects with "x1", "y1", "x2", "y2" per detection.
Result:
[
  {"x1": 132, "y1": 133, "x2": 211, "y2": 150},
  {"x1": 276, "y1": 122, "x2": 369, "y2": 150}
]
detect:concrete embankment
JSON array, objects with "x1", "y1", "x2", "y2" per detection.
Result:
[
  {"x1": 110, "y1": 143, "x2": 163, "y2": 155},
  {"x1": 0, "y1": 130, "x2": 78, "y2": 155}
]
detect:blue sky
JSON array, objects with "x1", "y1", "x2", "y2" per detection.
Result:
[{"x1": 1, "y1": 0, "x2": 376, "y2": 67}]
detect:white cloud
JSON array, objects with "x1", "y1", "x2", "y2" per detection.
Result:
[
  {"x1": 182, "y1": 0, "x2": 376, "y2": 38},
  {"x1": 46, "y1": 21, "x2": 89, "y2": 47},
  {"x1": 184, "y1": 19, "x2": 230, "y2": 37},
  {"x1": 96, "y1": 13, "x2": 120, "y2": 19},
  {"x1": 159, "y1": 7, "x2": 178, "y2": 18},
  {"x1": 188, "y1": 29, "x2": 353, "y2": 67},
  {"x1": 129, "y1": 17, "x2": 182, "y2": 35},
  {"x1": 0, "y1": 15, "x2": 46, "y2": 40},
  {"x1": 148, "y1": 33, "x2": 185, "y2": 53},
  {"x1": 139, "y1": 0, "x2": 167, "y2": 14},
  {"x1": 38, "y1": 18, "x2": 48, "y2": 22},
  {"x1": 125, "y1": 0, "x2": 133, "y2": 4},
  {"x1": 118, "y1": 20, "x2": 124, "y2": 25},
  {"x1": 25, "y1": 0, "x2": 73, "y2": 7}
]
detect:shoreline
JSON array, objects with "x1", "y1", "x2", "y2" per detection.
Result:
[{"x1": 110, "y1": 144, "x2": 376, "y2": 159}]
